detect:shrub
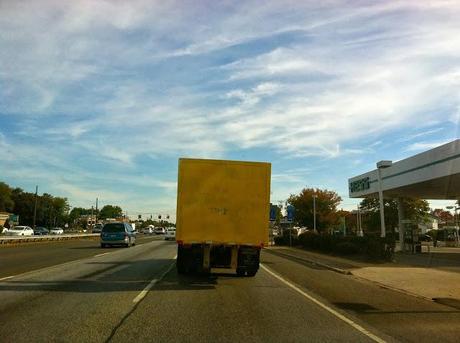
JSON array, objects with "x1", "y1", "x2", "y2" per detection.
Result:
[
  {"x1": 335, "y1": 241, "x2": 360, "y2": 255},
  {"x1": 296, "y1": 231, "x2": 394, "y2": 261},
  {"x1": 274, "y1": 230, "x2": 298, "y2": 246}
]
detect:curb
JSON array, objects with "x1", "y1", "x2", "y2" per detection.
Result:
[
  {"x1": 349, "y1": 272, "x2": 433, "y2": 303},
  {"x1": 265, "y1": 248, "x2": 439, "y2": 304},
  {"x1": 264, "y1": 248, "x2": 352, "y2": 275}
]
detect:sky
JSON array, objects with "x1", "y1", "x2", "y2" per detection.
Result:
[{"x1": 1, "y1": 0, "x2": 459, "y2": 220}]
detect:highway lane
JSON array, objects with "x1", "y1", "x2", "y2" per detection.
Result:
[
  {"x1": 3, "y1": 241, "x2": 459, "y2": 342},
  {"x1": 0, "y1": 241, "x2": 385, "y2": 343},
  {"x1": 0, "y1": 239, "x2": 177, "y2": 342},
  {"x1": 110, "y1": 261, "x2": 381, "y2": 343},
  {"x1": 0, "y1": 234, "x2": 163, "y2": 278},
  {"x1": 262, "y1": 250, "x2": 460, "y2": 343}
]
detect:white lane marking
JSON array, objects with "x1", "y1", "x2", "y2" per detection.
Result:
[
  {"x1": 0, "y1": 276, "x2": 14, "y2": 281},
  {"x1": 260, "y1": 264, "x2": 386, "y2": 343},
  {"x1": 132, "y1": 255, "x2": 177, "y2": 304},
  {"x1": 94, "y1": 252, "x2": 110, "y2": 257}
]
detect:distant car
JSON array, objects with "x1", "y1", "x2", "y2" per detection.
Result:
[
  {"x1": 33, "y1": 227, "x2": 49, "y2": 235},
  {"x1": 50, "y1": 227, "x2": 64, "y2": 235},
  {"x1": 6, "y1": 226, "x2": 34, "y2": 236},
  {"x1": 154, "y1": 227, "x2": 165, "y2": 235},
  {"x1": 143, "y1": 226, "x2": 154, "y2": 234},
  {"x1": 92, "y1": 224, "x2": 103, "y2": 233},
  {"x1": 100, "y1": 222, "x2": 136, "y2": 248},
  {"x1": 165, "y1": 228, "x2": 176, "y2": 240},
  {"x1": 419, "y1": 234, "x2": 433, "y2": 242}
]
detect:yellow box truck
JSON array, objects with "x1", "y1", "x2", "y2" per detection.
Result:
[{"x1": 176, "y1": 158, "x2": 271, "y2": 276}]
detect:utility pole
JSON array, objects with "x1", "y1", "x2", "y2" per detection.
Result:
[
  {"x1": 313, "y1": 194, "x2": 317, "y2": 233},
  {"x1": 91, "y1": 206, "x2": 94, "y2": 230},
  {"x1": 33, "y1": 185, "x2": 38, "y2": 229},
  {"x1": 95, "y1": 198, "x2": 98, "y2": 224}
]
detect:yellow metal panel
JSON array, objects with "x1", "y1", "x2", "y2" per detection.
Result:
[{"x1": 176, "y1": 158, "x2": 271, "y2": 246}]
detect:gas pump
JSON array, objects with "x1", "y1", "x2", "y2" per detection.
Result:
[{"x1": 403, "y1": 223, "x2": 421, "y2": 253}]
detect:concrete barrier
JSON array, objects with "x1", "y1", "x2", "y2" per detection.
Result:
[{"x1": 0, "y1": 233, "x2": 100, "y2": 245}]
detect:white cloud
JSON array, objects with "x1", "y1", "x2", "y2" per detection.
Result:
[
  {"x1": 398, "y1": 128, "x2": 445, "y2": 142},
  {"x1": 405, "y1": 140, "x2": 453, "y2": 152},
  {"x1": 1, "y1": 1, "x2": 460, "y2": 210}
]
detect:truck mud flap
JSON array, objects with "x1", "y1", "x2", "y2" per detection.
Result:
[
  {"x1": 177, "y1": 244, "x2": 205, "y2": 274},
  {"x1": 237, "y1": 246, "x2": 260, "y2": 276}
]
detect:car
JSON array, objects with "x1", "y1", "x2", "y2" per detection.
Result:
[
  {"x1": 33, "y1": 227, "x2": 49, "y2": 235},
  {"x1": 100, "y1": 222, "x2": 136, "y2": 248},
  {"x1": 154, "y1": 227, "x2": 165, "y2": 235},
  {"x1": 142, "y1": 226, "x2": 154, "y2": 234},
  {"x1": 50, "y1": 227, "x2": 64, "y2": 235},
  {"x1": 419, "y1": 234, "x2": 433, "y2": 242},
  {"x1": 6, "y1": 226, "x2": 34, "y2": 236},
  {"x1": 165, "y1": 228, "x2": 176, "y2": 240},
  {"x1": 92, "y1": 223, "x2": 103, "y2": 233}
]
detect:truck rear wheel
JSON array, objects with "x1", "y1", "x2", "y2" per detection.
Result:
[
  {"x1": 177, "y1": 259, "x2": 186, "y2": 274},
  {"x1": 247, "y1": 269, "x2": 257, "y2": 277},
  {"x1": 177, "y1": 245, "x2": 187, "y2": 274},
  {"x1": 236, "y1": 267, "x2": 245, "y2": 276}
]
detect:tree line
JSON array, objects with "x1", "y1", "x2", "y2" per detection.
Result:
[
  {"x1": 0, "y1": 181, "x2": 70, "y2": 227},
  {"x1": 0, "y1": 181, "x2": 124, "y2": 228},
  {"x1": 285, "y1": 186, "x2": 452, "y2": 234}
]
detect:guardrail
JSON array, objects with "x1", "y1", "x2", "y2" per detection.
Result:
[{"x1": 0, "y1": 233, "x2": 100, "y2": 245}]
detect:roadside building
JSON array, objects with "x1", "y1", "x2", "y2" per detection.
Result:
[
  {"x1": 348, "y1": 139, "x2": 460, "y2": 251},
  {"x1": 418, "y1": 213, "x2": 439, "y2": 234},
  {"x1": 0, "y1": 212, "x2": 10, "y2": 227}
]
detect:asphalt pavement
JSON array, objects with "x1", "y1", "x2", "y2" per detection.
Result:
[
  {"x1": 1, "y1": 239, "x2": 460, "y2": 342},
  {"x1": 0, "y1": 234, "x2": 163, "y2": 278}
]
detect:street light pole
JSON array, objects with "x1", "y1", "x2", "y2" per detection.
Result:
[
  {"x1": 95, "y1": 198, "x2": 98, "y2": 224},
  {"x1": 32, "y1": 185, "x2": 38, "y2": 230}
]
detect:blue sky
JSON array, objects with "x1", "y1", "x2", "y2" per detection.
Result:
[{"x1": 1, "y1": 1, "x2": 459, "y2": 219}]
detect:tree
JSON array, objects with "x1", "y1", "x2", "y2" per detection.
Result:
[
  {"x1": 432, "y1": 209, "x2": 454, "y2": 224},
  {"x1": 99, "y1": 205, "x2": 123, "y2": 220},
  {"x1": 11, "y1": 188, "x2": 35, "y2": 225},
  {"x1": 359, "y1": 197, "x2": 429, "y2": 233},
  {"x1": 69, "y1": 207, "x2": 92, "y2": 225},
  {"x1": 5, "y1": 186, "x2": 70, "y2": 227},
  {"x1": 0, "y1": 182, "x2": 14, "y2": 212},
  {"x1": 287, "y1": 188, "x2": 342, "y2": 232}
]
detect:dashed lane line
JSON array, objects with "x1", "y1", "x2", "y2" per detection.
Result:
[{"x1": 132, "y1": 255, "x2": 177, "y2": 304}]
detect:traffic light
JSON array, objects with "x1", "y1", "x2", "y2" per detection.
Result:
[{"x1": 158, "y1": 215, "x2": 162, "y2": 219}]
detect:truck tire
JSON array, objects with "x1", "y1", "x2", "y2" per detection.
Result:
[
  {"x1": 177, "y1": 257, "x2": 186, "y2": 274},
  {"x1": 247, "y1": 269, "x2": 257, "y2": 277},
  {"x1": 177, "y1": 246, "x2": 186, "y2": 274}
]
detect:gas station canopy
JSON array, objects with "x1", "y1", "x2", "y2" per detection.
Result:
[{"x1": 349, "y1": 139, "x2": 460, "y2": 200}]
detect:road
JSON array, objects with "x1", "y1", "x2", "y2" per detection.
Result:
[
  {"x1": 0, "y1": 234, "x2": 163, "y2": 278},
  {"x1": 1, "y1": 239, "x2": 459, "y2": 342}
]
